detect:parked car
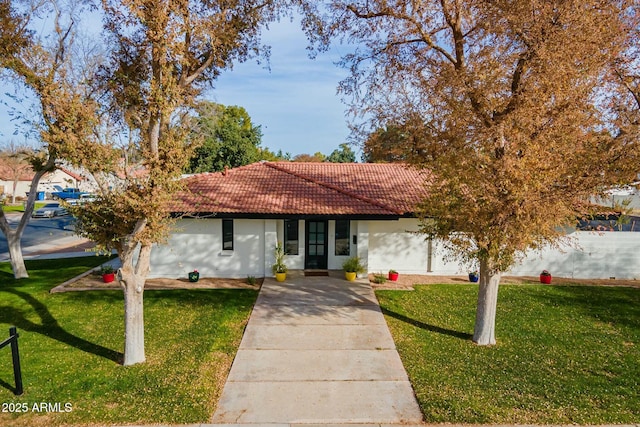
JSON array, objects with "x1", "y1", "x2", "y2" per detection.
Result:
[
  {"x1": 51, "y1": 187, "x2": 90, "y2": 200},
  {"x1": 66, "y1": 194, "x2": 96, "y2": 206},
  {"x1": 32, "y1": 203, "x2": 68, "y2": 218}
]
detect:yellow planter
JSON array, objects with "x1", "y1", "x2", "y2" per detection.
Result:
[
  {"x1": 275, "y1": 272, "x2": 287, "y2": 282},
  {"x1": 345, "y1": 272, "x2": 357, "y2": 281}
]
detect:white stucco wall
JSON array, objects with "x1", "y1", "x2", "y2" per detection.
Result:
[
  {"x1": 411, "y1": 230, "x2": 640, "y2": 280},
  {"x1": 508, "y1": 232, "x2": 640, "y2": 279},
  {"x1": 150, "y1": 217, "x2": 459, "y2": 279},
  {"x1": 367, "y1": 219, "x2": 429, "y2": 274},
  {"x1": 150, "y1": 218, "x2": 267, "y2": 279},
  {"x1": 151, "y1": 218, "x2": 640, "y2": 280}
]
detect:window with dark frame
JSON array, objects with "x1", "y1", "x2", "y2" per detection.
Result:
[
  {"x1": 222, "y1": 219, "x2": 234, "y2": 250},
  {"x1": 335, "y1": 219, "x2": 350, "y2": 256},
  {"x1": 284, "y1": 219, "x2": 299, "y2": 255}
]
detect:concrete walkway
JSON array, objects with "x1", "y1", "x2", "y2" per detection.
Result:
[{"x1": 211, "y1": 275, "x2": 423, "y2": 424}]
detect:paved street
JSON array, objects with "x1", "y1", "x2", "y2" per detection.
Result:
[{"x1": 0, "y1": 213, "x2": 90, "y2": 261}]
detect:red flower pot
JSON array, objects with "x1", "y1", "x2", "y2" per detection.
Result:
[
  {"x1": 102, "y1": 273, "x2": 115, "y2": 283},
  {"x1": 540, "y1": 274, "x2": 552, "y2": 284},
  {"x1": 388, "y1": 272, "x2": 399, "y2": 281}
]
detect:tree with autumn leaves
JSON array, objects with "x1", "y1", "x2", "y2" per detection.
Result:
[
  {"x1": 325, "y1": 0, "x2": 640, "y2": 344},
  {"x1": 3, "y1": 0, "x2": 638, "y2": 366},
  {"x1": 0, "y1": 0, "x2": 103, "y2": 279},
  {"x1": 72, "y1": 0, "x2": 294, "y2": 365},
  {"x1": 1, "y1": 0, "x2": 319, "y2": 365}
]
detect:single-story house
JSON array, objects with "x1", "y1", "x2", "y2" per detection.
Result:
[
  {"x1": 149, "y1": 161, "x2": 448, "y2": 279},
  {"x1": 38, "y1": 167, "x2": 95, "y2": 195},
  {"x1": 0, "y1": 163, "x2": 33, "y2": 202},
  {"x1": 149, "y1": 161, "x2": 640, "y2": 280},
  {"x1": 0, "y1": 163, "x2": 95, "y2": 201}
]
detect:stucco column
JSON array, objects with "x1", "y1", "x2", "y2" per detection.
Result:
[
  {"x1": 264, "y1": 220, "x2": 278, "y2": 277},
  {"x1": 356, "y1": 221, "x2": 369, "y2": 277}
]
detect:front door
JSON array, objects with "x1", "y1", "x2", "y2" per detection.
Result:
[{"x1": 305, "y1": 220, "x2": 328, "y2": 269}]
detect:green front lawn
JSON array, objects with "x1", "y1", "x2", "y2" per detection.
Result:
[
  {"x1": 377, "y1": 283, "x2": 640, "y2": 424},
  {"x1": 1, "y1": 202, "x2": 47, "y2": 213},
  {"x1": 0, "y1": 257, "x2": 256, "y2": 426},
  {"x1": 3, "y1": 258, "x2": 638, "y2": 425}
]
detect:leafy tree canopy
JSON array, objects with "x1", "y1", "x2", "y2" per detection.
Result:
[
  {"x1": 362, "y1": 117, "x2": 425, "y2": 163},
  {"x1": 327, "y1": 142, "x2": 356, "y2": 163},
  {"x1": 187, "y1": 102, "x2": 264, "y2": 173},
  {"x1": 293, "y1": 152, "x2": 327, "y2": 162},
  {"x1": 291, "y1": 144, "x2": 356, "y2": 163}
]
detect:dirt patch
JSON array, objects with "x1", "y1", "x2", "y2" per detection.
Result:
[
  {"x1": 369, "y1": 273, "x2": 640, "y2": 290},
  {"x1": 55, "y1": 271, "x2": 262, "y2": 292},
  {"x1": 54, "y1": 270, "x2": 639, "y2": 293}
]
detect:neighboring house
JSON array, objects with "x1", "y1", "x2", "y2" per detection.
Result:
[
  {"x1": 149, "y1": 161, "x2": 640, "y2": 280},
  {"x1": 0, "y1": 166, "x2": 97, "y2": 201},
  {"x1": 38, "y1": 167, "x2": 95, "y2": 195},
  {"x1": 149, "y1": 161, "x2": 446, "y2": 279},
  {"x1": 0, "y1": 164, "x2": 33, "y2": 202}
]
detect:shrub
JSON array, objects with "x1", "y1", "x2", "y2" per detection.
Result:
[{"x1": 342, "y1": 256, "x2": 365, "y2": 273}]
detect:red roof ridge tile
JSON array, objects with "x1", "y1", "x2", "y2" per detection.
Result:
[
  {"x1": 263, "y1": 162, "x2": 404, "y2": 215},
  {"x1": 57, "y1": 167, "x2": 84, "y2": 182}
]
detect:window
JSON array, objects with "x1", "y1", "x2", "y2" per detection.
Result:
[
  {"x1": 335, "y1": 220, "x2": 350, "y2": 256},
  {"x1": 222, "y1": 219, "x2": 233, "y2": 250},
  {"x1": 284, "y1": 219, "x2": 299, "y2": 255}
]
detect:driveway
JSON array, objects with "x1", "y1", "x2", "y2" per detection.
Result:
[{"x1": 211, "y1": 275, "x2": 423, "y2": 424}]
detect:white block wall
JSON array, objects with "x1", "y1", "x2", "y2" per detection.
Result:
[
  {"x1": 508, "y1": 232, "x2": 640, "y2": 279},
  {"x1": 150, "y1": 218, "x2": 640, "y2": 280}
]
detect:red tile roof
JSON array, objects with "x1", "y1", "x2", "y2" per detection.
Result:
[
  {"x1": 0, "y1": 160, "x2": 33, "y2": 181},
  {"x1": 173, "y1": 162, "x2": 429, "y2": 216},
  {"x1": 57, "y1": 167, "x2": 85, "y2": 182}
]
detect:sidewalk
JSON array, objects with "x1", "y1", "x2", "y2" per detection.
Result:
[
  {"x1": 0, "y1": 234, "x2": 95, "y2": 262},
  {"x1": 211, "y1": 275, "x2": 423, "y2": 424},
  {"x1": 0, "y1": 212, "x2": 95, "y2": 261}
]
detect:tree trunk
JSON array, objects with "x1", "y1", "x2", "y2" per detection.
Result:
[
  {"x1": 0, "y1": 156, "x2": 54, "y2": 279},
  {"x1": 473, "y1": 259, "x2": 501, "y2": 345},
  {"x1": 7, "y1": 231, "x2": 28, "y2": 279},
  {"x1": 11, "y1": 178, "x2": 17, "y2": 204},
  {"x1": 118, "y1": 242, "x2": 152, "y2": 366},
  {"x1": 0, "y1": 207, "x2": 30, "y2": 279}
]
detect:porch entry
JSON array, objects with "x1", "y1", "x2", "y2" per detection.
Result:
[{"x1": 305, "y1": 220, "x2": 328, "y2": 269}]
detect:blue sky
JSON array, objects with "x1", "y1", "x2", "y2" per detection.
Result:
[
  {"x1": 210, "y1": 18, "x2": 355, "y2": 158},
  {"x1": 0, "y1": 16, "x2": 355, "y2": 158}
]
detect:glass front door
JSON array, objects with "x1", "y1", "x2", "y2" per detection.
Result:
[{"x1": 305, "y1": 220, "x2": 328, "y2": 269}]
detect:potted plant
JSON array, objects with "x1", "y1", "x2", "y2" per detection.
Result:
[
  {"x1": 468, "y1": 270, "x2": 479, "y2": 282},
  {"x1": 388, "y1": 269, "x2": 399, "y2": 281},
  {"x1": 100, "y1": 265, "x2": 116, "y2": 283},
  {"x1": 188, "y1": 269, "x2": 200, "y2": 282},
  {"x1": 272, "y1": 242, "x2": 288, "y2": 282},
  {"x1": 342, "y1": 256, "x2": 365, "y2": 281},
  {"x1": 540, "y1": 269, "x2": 552, "y2": 284}
]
